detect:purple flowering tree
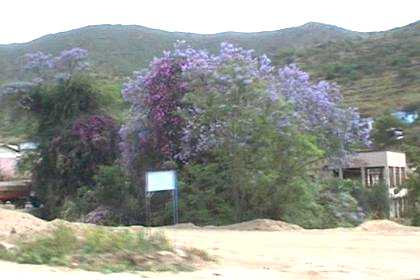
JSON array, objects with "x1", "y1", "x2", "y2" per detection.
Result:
[
  {"x1": 23, "y1": 47, "x2": 89, "y2": 82},
  {"x1": 1, "y1": 48, "x2": 90, "y2": 104},
  {"x1": 121, "y1": 42, "x2": 371, "y2": 173}
]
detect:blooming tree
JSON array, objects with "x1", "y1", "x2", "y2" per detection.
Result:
[
  {"x1": 0, "y1": 48, "x2": 120, "y2": 219},
  {"x1": 121, "y1": 42, "x2": 371, "y2": 173},
  {"x1": 0, "y1": 48, "x2": 91, "y2": 113}
]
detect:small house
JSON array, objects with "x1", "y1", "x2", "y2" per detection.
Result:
[{"x1": 333, "y1": 151, "x2": 409, "y2": 219}]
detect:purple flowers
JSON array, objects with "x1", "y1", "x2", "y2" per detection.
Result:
[
  {"x1": 121, "y1": 42, "x2": 371, "y2": 170},
  {"x1": 54, "y1": 48, "x2": 89, "y2": 72},
  {"x1": 23, "y1": 47, "x2": 89, "y2": 79},
  {"x1": 72, "y1": 115, "x2": 118, "y2": 144},
  {"x1": 24, "y1": 52, "x2": 54, "y2": 72}
]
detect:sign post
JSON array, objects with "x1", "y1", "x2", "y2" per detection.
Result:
[{"x1": 145, "y1": 170, "x2": 178, "y2": 225}]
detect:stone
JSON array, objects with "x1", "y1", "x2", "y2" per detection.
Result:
[{"x1": 175, "y1": 248, "x2": 188, "y2": 258}]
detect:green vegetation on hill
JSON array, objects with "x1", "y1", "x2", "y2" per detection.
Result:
[
  {"x1": 276, "y1": 21, "x2": 420, "y2": 149},
  {"x1": 0, "y1": 22, "x2": 361, "y2": 81},
  {"x1": 278, "y1": 21, "x2": 420, "y2": 116},
  {"x1": 1, "y1": 21, "x2": 418, "y2": 116}
]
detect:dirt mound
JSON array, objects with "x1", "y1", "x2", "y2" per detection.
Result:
[
  {"x1": 218, "y1": 219, "x2": 302, "y2": 231},
  {"x1": 162, "y1": 219, "x2": 302, "y2": 231},
  {"x1": 163, "y1": 223, "x2": 200, "y2": 229},
  {"x1": 356, "y1": 220, "x2": 419, "y2": 232},
  {"x1": 0, "y1": 208, "x2": 50, "y2": 239}
]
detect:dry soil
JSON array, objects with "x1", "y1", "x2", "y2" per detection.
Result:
[{"x1": 1, "y1": 209, "x2": 420, "y2": 279}]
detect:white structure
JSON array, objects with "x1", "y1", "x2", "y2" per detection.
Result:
[
  {"x1": 335, "y1": 151, "x2": 408, "y2": 219},
  {"x1": 0, "y1": 142, "x2": 37, "y2": 180},
  {"x1": 0, "y1": 144, "x2": 20, "y2": 180}
]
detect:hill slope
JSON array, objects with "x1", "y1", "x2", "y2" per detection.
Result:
[
  {"x1": 277, "y1": 21, "x2": 420, "y2": 115},
  {"x1": 0, "y1": 21, "x2": 419, "y2": 143},
  {"x1": 0, "y1": 22, "x2": 361, "y2": 81}
]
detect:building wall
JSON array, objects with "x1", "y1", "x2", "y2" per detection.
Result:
[
  {"x1": 0, "y1": 147, "x2": 19, "y2": 180},
  {"x1": 386, "y1": 151, "x2": 406, "y2": 167},
  {"x1": 0, "y1": 158, "x2": 18, "y2": 179},
  {"x1": 347, "y1": 151, "x2": 406, "y2": 168}
]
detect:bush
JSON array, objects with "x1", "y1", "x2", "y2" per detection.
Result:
[
  {"x1": 316, "y1": 179, "x2": 366, "y2": 228},
  {"x1": 11, "y1": 226, "x2": 77, "y2": 266},
  {"x1": 412, "y1": 210, "x2": 420, "y2": 226},
  {"x1": 0, "y1": 225, "x2": 207, "y2": 273},
  {"x1": 351, "y1": 183, "x2": 390, "y2": 219},
  {"x1": 60, "y1": 165, "x2": 142, "y2": 225}
]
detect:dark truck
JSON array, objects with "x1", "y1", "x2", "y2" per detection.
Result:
[{"x1": 0, "y1": 180, "x2": 31, "y2": 202}]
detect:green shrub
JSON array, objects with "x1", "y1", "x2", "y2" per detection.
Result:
[
  {"x1": 0, "y1": 225, "x2": 205, "y2": 273},
  {"x1": 13, "y1": 226, "x2": 78, "y2": 265},
  {"x1": 412, "y1": 210, "x2": 420, "y2": 226},
  {"x1": 60, "y1": 165, "x2": 142, "y2": 225},
  {"x1": 351, "y1": 183, "x2": 390, "y2": 219}
]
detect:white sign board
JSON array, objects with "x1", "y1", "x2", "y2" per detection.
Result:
[{"x1": 146, "y1": 170, "x2": 176, "y2": 192}]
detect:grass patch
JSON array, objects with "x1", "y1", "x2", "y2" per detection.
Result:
[
  {"x1": 0, "y1": 225, "x2": 211, "y2": 273},
  {"x1": 184, "y1": 247, "x2": 215, "y2": 262}
]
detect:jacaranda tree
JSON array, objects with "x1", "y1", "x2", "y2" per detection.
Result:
[{"x1": 121, "y1": 42, "x2": 371, "y2": 225}]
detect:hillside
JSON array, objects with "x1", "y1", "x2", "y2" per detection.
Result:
[
  {"x1": 0, "y1": 21, "x2": 419, "y2": 143},
  {"x1": 0, "y1": 22, "x2": 362, "y2": 81},
  {"x1": 277, "y1": 20, "x2": 420, "y2": 115}
]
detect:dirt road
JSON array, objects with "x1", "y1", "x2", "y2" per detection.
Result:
[{"x1": 2, "y1": 225, "x2": 420, "y2": 279}]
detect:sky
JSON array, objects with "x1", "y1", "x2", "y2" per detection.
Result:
[{"x1": 0, "y1": 0, "x2": 419, "y2": 44}]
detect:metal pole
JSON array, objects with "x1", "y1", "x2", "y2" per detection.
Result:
[
  {"x1": 172, "y1": 190, "x2": 176, "y2": 225},
  {"x1": 175, "y1": 183, "x2": 179, "y2": 224},
  {"x1": 172, "y1": 175, "x2": 179, "y2": 225}
]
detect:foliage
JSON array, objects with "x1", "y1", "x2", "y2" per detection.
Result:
[
  {"x1": 405, "y1": 168, "x2": 420, "y2": 226},
  {"x1": 0, "y1": 225, "x2": 205, "y2": 273},
  {"x1": 120, "y1": 42, "x2": 370, "y2": 226},
  {"x1": 1, "y1": 21, "x2": 419, "y2": 145},
  {"x1": 0, "y1": 49, "x2": 120, "y2": 219},
  {"x1": 122, "y1": 42, "x2": 370, "y2": 167},
  {"x1": 371, "y1": 111, "x2": 406, "y2": 149},
  {"x1": 61, "y1": 165, "x2": 142, "y2": 225},
  {"x1": 32, "y1": 105, "x2": 120, "y2": 218},
  {"x1": 1, "y1": 41, "x2": 378, "y2": 228},
  {"x1": 351, "y1": 183, "x2": 390, "y2": 219},
  {"x1": 0, "y1": 23, "x2": 361, "y2": 81},
  {"x1": 317, "y1": 179, "x2": 366, "y2": 227},
  {"x1": 9, "y1": 226, "x2": 77, "y2": 266}
]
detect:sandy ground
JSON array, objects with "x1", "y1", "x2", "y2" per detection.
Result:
[
  {"x1": 1, "y1": 209, "x2": 420, "y2": 279},
  {"x1": 1, "y1": 228, "x2": 420, "y2": 279}
]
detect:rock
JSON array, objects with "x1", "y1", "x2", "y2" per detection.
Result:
[
  {"x1": 175, "y1": 248, "x2": 188, "y2": 258},
  {"x1": 157, "y1": 250, "x2": 176, "y2": 257},
  {"x1": 156, "y1": 250, "x2": 182, "y2": 262}
]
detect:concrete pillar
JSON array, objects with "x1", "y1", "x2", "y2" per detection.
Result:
[
  {"x1": 398, "y1": 167, "x2": 402, "y2": 185},
  {"x1": 401, "y1": 198, "x2": 404, "y2": 217},
  {"x1": 361, "y1": 167, "x2": 366, "y2": 187},
  {"x1": 366, "y1": 168, "x2": 371, "y2": 187},
  {"x1": 383, "y1": 166, "x2": 390, "y2": 187},
  {"x1": 392, "y1": 167, "x2": 397, "y2": 187},
  {"x1": 390, "y1": 199, "x2": 395, "y2": 219},
  {"x1": 338, "y1": 168, "x2": 343, "y2": 180}
]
